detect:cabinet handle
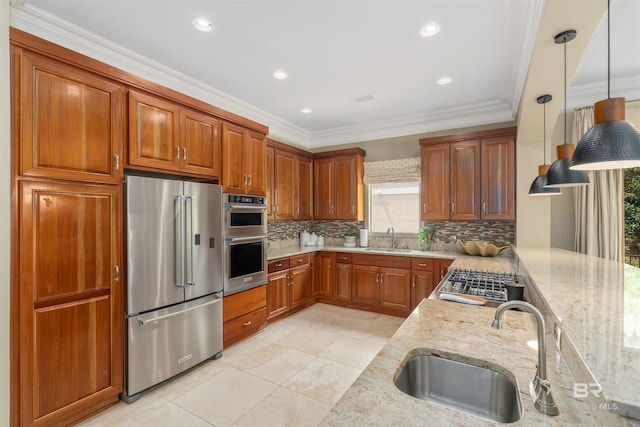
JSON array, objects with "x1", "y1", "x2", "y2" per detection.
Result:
[
  {"x1": 330, "y1": 206, "x2": 334, "y2": 214},
  {"x1": 418, "y1": 263, "x2": 427, "y2": 267},
  {"x1": 176, "y1": 146, "x2": 181, "y2": 160},
  {"x1": 351, "y1": 205, "x2": 355, "y2": 214},
  {"x1": 114, "y1": 266, "x2": 120, "y2": 282},
  {"x1": 297, "y1": 258, "x2": 303, "y2": 264},
  {"x1": 412, "y1": 276, "x2": 416, "y2": 287},
  {"x1": 183, "y1": 147, "x2": 187, "y2": 162},
  {"x1": 243, "y1": 321, "x2": 252, "y2": 327},
  {"x1": 275, "y1": 263, "x2": 282, "y2": 267},
  {"x1": 451, "y1": 203, "x2": 455, "y2": 213},
  {"x1": 248, "y1": 175, "x2": 252, "y2": 186},
  {"x1": 483, "y1": 202, "x2": 486, "y2": 213},
  {"x1": 423, "y1": 203, "x2": 427, "y2": 213},
  {"x1": 114, "y1": 155, "x2": 120, "y2": 171},
  {"x1": 296, "y1": 206, "x2": 300, "y2": 215}
]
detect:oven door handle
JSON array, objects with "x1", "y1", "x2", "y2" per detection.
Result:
[
  {"x1": 225, "y1": 205, "x2": 267, "y2": 211},
  {"x1": 225, "y1": 235, "x2": 267, "y2": 243}
]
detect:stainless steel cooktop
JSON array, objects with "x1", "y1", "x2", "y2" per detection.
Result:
[{"x1": 438, "y1": 269, "x2": 520, "y2": 304}]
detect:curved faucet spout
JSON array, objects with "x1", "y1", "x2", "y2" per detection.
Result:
[{"x1": 492, "y1": 300, "x2": 559, "y2": 416}]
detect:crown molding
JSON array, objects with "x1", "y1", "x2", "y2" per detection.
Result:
[{"x1": 566, "y1": 76, "x2": 640, "y2": 110}]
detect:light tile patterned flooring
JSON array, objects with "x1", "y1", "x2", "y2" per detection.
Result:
[{"x1": 79, "y1": 303, "x2": 405, "y2": 427}]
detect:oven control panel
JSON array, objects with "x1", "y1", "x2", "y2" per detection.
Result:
[{"x1": 226, "y1": 194, "x2": 265, "y2": 205}]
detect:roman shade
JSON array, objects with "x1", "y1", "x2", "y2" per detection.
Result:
[{"x1": 363, "y1": 157, "x2": 421, "y2": 185}]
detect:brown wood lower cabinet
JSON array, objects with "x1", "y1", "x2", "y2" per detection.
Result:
[
  {"x1": 315, "y1": 252, "x2": 334, "y2": 300},
  {"x1": 335, "y1": 256, "x2": 352, "y2": 302},
  {"x1": 267, "y1": 254, "x2": 310, "y2": 321},
  {"x1": 411, "y1": 258, "x2": 435, "y2": 310},
  {"x1": 351, "y1": 254, "x2": 411, "y2": 316},
  {"x1": 223, "y1": 286, "x2": 267, "y2": 348}
]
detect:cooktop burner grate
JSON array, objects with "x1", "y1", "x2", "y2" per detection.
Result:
[{"x1": 438, "y1": 269, "x2": 520, "y2": 303}]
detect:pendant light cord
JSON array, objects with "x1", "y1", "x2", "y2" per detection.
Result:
[
  {"x1": 607, "y1": 0, "x2": 611, "y2": 99},
  {"x1": 543, "y1": 101, "x2": 547, "y2": 163},
  {"x1": 563, "y1": 37, "x2": 568, "y2": 147}
]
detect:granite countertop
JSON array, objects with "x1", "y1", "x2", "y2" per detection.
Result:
[
  {"x1": 322, "y1": 298, "x2": 621, "y2": 426},
  {"x1": 514, "y1": 247, "x2": 640, "y2": 421}
]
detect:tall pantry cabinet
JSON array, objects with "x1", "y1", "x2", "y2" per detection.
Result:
[{"x1": 12, "y1": 33, "x2": 124, "y2": 426}]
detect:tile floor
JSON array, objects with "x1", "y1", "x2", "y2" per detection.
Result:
[{"x1": 79, "y1": 303, "x2": 405, "y2": 427}]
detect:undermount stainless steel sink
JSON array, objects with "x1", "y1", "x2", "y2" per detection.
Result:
[
  {"x1": 394, "y1": 352, "x2": 523, "y2": 423},
  {"x1": 364, "y1": 248, "x2": 412, "y2": 253}
]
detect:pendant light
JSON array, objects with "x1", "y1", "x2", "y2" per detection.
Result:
[
  {"x1": 544, "y1": 30, "x2": 590, "y2": 188},
  {"x1": 571, "y1": 0, "x2": 640, "y2": 170},
  {"x1": 530, "y1": 95, "x2": 562, "y2": 196}
]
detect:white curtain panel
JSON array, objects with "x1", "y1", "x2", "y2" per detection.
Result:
[
  {"x1": 573, "y1": 107, "x2": 624, "y2": 262},
  {"x1": 363, "y1": 157, "x2": 421, "y2": 184}
]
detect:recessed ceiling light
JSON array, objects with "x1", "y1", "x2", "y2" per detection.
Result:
[
  {"x1": 419, "y1": 23, "x2": 440, "y2": 37},
  {"x1": 192, "y1": 17, "x2": 213, "y2": 32},
  {"x1": 437, "y1": 76, "x2": 452, "y2": 85},
  {"x1": 273, "y1": 70, "x2": 288, "y2": 80},
  {"x1": 301, "y1": 107, "x2": 312, "y2": 114}
]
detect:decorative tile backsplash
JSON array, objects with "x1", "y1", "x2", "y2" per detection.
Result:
[{"x1": 268, "y1": 220, "x2": 515, "y2": 251}]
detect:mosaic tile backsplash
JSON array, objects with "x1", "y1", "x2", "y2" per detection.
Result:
[{"x1": 268, "y1": 220, "x2": 515, "y2": 251}]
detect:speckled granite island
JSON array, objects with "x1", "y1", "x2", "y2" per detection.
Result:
[{"x1": 314, "y1": 246, "x2": 640, "y2": 426}]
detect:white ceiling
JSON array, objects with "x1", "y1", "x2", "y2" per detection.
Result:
[{"x1": 9, "y1": 0, "x2": 640, "y2": 149}]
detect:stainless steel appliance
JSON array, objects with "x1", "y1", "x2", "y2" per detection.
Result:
[
  {"x1": 223, "y1": 193, "x2": 267, "y2": 295},
  {"x1": 122, "y1": 175, "x2": 224, "y2": 403},
  {"x1": 437, "y1": 269, "x2": 521, "y2": 307}
]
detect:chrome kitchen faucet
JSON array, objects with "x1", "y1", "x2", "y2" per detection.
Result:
[
  {"x1": 491, "y1": 301, "x2": 559, "y2": 416},
  {"x1": 387, "y1": 226, "x2": 398, "y2": 249}
]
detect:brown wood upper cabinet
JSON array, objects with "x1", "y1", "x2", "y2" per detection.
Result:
[
  {"x1": 420, "y1": 127, "x2": 516, "y2": 222},
  {"x1": 267, "y1": 140, "x2": 313, "y2": 220},
  {"x1": 221, "y1": 121, "x2": 267, "y2": 195},
  {"x1": 17, "y1": 50, "x2": 124, "y2": 184},
  {"x1": 314, "y1": 148, "x2": 365, "y2": 221},
  {"x1": 128, "y1": 90, "x2": 221, "y2": 178}
]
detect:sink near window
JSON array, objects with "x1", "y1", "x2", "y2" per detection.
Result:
[{"x1": 393, "y1": 348, "x2": 523, "y2": 423}]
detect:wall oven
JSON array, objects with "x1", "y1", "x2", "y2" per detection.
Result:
[{"x1": 223, "y1": 193, "x2": 268, "y2": 295}]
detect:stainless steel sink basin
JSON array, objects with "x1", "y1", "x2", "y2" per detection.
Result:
[
  {"x1": 364, "y1": 248, "x2": 412, "y2": 253},
  {"x1": 394, "y1": 352, "x2": 522, "y2": 423}
]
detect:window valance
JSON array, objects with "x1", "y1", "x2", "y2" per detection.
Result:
[{"x1": 363, "y1": 157, "x2": 421, "y2": 185}]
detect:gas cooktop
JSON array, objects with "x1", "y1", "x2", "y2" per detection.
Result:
[{"x1": 438, "y1": 269, "x2": 520, "y2": 304}]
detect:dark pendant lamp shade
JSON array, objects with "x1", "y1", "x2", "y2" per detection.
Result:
[
  {"x1": 571, "y1": 98, "x2": 640, "y2": 170},
  {"x1": 529, "y1": 94, "x2": 561, "y2": 196},
  {"x1": 544, "y1": 29, "x2": 590, "y2": 188},
  {"x1": 570, "y1": 0, "x2": 640, "y2": 170}
]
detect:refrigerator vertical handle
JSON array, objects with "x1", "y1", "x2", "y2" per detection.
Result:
[
  {"x1": 175, "y1": 195, "x2": 185, "y2": 288},
  {"x1": 185, "y1": 196, "x2": 194, "y2": 286}
]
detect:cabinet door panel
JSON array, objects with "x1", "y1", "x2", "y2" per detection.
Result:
[
  {"x1": 351, "y1": 265, "x2": 379, "y2": 306},
  {"x1": 336, "y1": 263, "x2": 352, "y2": 301},
  {"x1": 295, "y1": 156, "x2": 313, "y2": 220},
  {"x1": 20, "y1": 52, "x2": 123, "y2": 183},
  {"x1": 482, "y1": 137, "x2": 515, "y2": 220},
  {"x1": 289, "y1": 265, "x2": 309, "y2": 309},
  {"x1": 411, "y1": 271, "x2": 434, "y2": 310},
  {"x1": 450, "y1": 141, "x2": 481, "y2": 221},
  {"x1": 274, "y1": 149, "x2": 295, "y2": 220},
  {"x1": 334, "y1": 156, "x2": 356, "y2": 220},
  {"x1": 421, "y1": 144, "x2": 450, "y2": 221},
  {"x1": 267, "y1": 271, "x2": 289, "y2": 319},
  {"x1": 19, "y1": 180, "x2": 123, "y2": 425},
  {"x1": 314, "y1": 159, "x2": 334, "y2": 219},
  {"x1": 316, "y1": 252, "x2": 334, "y2": 299},
  {"x1": 246, "y1": 130, "x2": 267, "y2": 196},
  {"x1": 128, "y1": 90, "x2": 180, "y2": 172},
  {"x1": 221, "y1": 122, "x2": 246, "y2": 193},
  {"x1": 380, "y1": 268, "x2": 410, "y2": 313},
  {"x1": 181, "y1": 109, "x2": 220, "y2": 177}
]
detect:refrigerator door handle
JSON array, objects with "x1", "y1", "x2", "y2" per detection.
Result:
[
  {"x1": 185, "y1": 196, "x2": 194, "y2": 286},
  {"x1": 175, "y1": 195, "x2": 185, "y2": 288},
  {"x1": 137, "y1": 296, "x2": 221, "y2": 325}
]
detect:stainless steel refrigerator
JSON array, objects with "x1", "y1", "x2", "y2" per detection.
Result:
[{"x1": 122, "y1": 175, "x2": 223, "y2": 403}]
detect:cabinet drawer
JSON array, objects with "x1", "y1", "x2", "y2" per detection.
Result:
[
  {"x1": 268, "y1": 258, "x2": 290, "y2": 273},
  {"x1": 223, "y1": 285, "x2": 266, "y2": 322},
  {"x1": 335, "y1": 253, "x2": 352, "y2": 263},
  {"x1": 289, "y1": 253, "x2": 310, "y2": 267},
  {"x1": 352, "y1": 253, "x2": 411, "y2": 269},
  {"x1": 223, "y1": 308, "x2": 267, "y2": 347},
  {"x1": 411, "y1": 258, "x2": 434, "y2": 271}
]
